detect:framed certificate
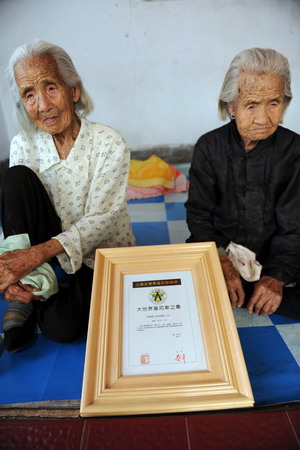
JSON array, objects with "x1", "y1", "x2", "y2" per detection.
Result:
[
  {"x1": 122, "y1": 270, "x2": 207, "y2": 376},
  {"x1": 80, "y1": 243, "x2": 254, "y2": 416}
]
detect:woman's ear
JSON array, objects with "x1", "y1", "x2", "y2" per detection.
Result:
[
  {"x1": 72, "y1": 85, "x2": 81, "y2": 103},
  {"x1": 227, "y1": 103, "x2": 235, "y2": 117}
]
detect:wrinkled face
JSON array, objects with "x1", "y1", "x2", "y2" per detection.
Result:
[
  {"x1": 228, "y1": 72, "x2": 285, "y2": 149},
  {"x1": 14, "y1": 56, "x2": 80, "y2": 135}
]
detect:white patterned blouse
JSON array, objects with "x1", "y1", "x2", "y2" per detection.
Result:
[{"x1": 10, "y1": 118, "x2": 136, "y2": 274}]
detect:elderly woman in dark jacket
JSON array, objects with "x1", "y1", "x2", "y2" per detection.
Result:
[{"x1": 186, "y1": 48, "x2": 300, "y2": 320}]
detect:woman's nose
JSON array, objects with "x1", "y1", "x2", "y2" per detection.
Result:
[
  {"x1": 254, "y1": 105, "x2": 269, "y2": 124},
  {"x1": 37, "y1": 92, "x2": 53, "y2": 112}
]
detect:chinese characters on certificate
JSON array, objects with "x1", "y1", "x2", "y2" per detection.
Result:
[{"x1": 122, "y1": 271, "x2": 207, "y2": 375}]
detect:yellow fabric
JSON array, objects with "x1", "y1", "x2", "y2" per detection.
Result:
[{"x1": 129, "y1": 155, "x2": 174, "y2": 188}]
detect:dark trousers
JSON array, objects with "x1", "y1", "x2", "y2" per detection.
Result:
[
  {"x1": 242, "y1": 278, "x2": 300, "y2": 320},
  {"x1": 1, "y1": 165, "x2": 93, "y2": 343}
]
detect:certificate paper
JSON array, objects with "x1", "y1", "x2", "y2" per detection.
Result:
[{"x1": 122, "y1": 271, "x2": 207, "y2": 375}]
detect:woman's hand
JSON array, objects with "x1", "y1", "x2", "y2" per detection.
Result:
[
  {"x1": 247, "y1": 276, "x2": 283, "y2": 316},
  {"x1": 0, "y1": 248, "x2": 38, "y2": 292},
  {"x1": 4, "y1": 282, "x2": 44, "y2": 304},
  {"x1": 0, "y1": 239, "x2": 64, "y2": 293},
  {"x1": 220, "y1": 255, "x2": 245, "y2": 308}
]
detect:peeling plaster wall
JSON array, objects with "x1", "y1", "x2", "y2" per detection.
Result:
[{"x1": 0, "y1": 0, "x2": 299, "y2": 158}]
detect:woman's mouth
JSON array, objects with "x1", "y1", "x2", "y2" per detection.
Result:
[{"x1": 43, "y1": 117, "x2": 58, "y2": 124}]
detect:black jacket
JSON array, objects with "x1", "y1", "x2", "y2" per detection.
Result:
[{"x1": 185, "y1": 120, "x2": 300, "y2": 284}]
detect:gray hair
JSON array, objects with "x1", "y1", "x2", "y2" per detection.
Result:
[
  {"x1": 218, "y1": 48, "x2": 292, "y2": 121},
  {"x1": 7, "y1": 40, "x2": 94, "y2": 135}
]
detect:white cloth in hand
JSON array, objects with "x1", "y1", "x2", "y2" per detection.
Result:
[{"x1": 226, "y1": 241, "x2": 262, "y2": 282}]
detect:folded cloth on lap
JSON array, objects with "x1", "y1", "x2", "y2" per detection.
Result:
[{"x1": 0, "y1": 234, "x2": 58, "y2": 299}]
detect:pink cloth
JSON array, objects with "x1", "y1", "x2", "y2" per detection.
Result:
[{"x1": 126, "y1": 165, "x2": 189, "y2": 200}]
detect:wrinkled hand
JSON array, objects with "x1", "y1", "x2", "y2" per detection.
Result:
[
  {"x1": 220, "y1": 255, "x2": 245, "y2": 308},
  {"x1": 4, "y1": 282, "x2": 44, "y2": 304},
  {"x1": 0, "y1": 248, "x2": 38, "y2": 293},
  {"x1": 0, "y1": 239, "x2": 64, "y2": 294},
  {"x1": 247, "y1": 276, "x2": 283, "y2": 316}
]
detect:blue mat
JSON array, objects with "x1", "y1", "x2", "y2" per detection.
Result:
[{"x1": 1, "y1": 179, "x2": 300, "y2": 407}]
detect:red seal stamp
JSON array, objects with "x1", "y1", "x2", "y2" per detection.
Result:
[
  {"x1": 140, "y1": 354, "x2": 150, "y2": 364},
  {"x1": 175, "y1": 352, "x2": 186, "y2": 362}
]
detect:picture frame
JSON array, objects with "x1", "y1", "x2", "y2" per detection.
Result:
[{"x1": 80, "y1": 242, "x2": 254, "y2": 417}]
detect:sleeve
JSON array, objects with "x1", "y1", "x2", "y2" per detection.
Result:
[
  {"x1": 54, "y1": 131, "x2": 133, "y2": 273},
  {"x1": 185, "y1": 137, "x2": 229, "y2": 247},
  {"x1": 261, "y1": 153, "x2": 300, "y2": 284}
]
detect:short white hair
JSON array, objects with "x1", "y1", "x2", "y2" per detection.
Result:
[
  {"x1": 218, "y1": 48, "x2": 292, "y2": 120},
  {"x1": 7, "y1": 40, "x2": 94, "y2": 135}
]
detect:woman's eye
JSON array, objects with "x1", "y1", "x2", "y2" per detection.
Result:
[
  {"x1": 25, "y1": 93, "x2": 34, "y2": 103},
  {"x1": 47, "y1": 85, "x2": 57, "y2": 94}
]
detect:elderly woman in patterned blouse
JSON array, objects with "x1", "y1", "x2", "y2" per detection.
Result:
[{"x1": 0, "y1": 40, "x2": 135, "y2": 353}]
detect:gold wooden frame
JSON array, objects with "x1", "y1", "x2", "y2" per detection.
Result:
[{"x1": 80, "y1": 242, "x2": 254, "y2": 416}]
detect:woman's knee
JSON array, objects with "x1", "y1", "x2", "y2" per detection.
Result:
[{"x1": 2, "y1": 165, "x2": 38, "y2": 194}]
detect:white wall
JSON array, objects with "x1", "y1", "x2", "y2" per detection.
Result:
[
  {"x1": 0, "y1": 101, "x2": 9, "y2": 158},
  {"x1": 0, "y1": 0, "x2": 299, "y2": 158}
]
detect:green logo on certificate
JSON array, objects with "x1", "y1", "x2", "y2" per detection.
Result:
[{"x1": 149, "y1": 288, "x2": 167, "y2": 304}]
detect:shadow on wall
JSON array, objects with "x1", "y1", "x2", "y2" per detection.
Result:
[
  {"x1": 0, "y1": 143, "x2": 193, "y2": 180},
  {"x1": 0, "y1": 144, "x2": 193, "y2": 201},
  {"x1": 131, "y1": 145, "x2": 193, "y2": 164}
]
